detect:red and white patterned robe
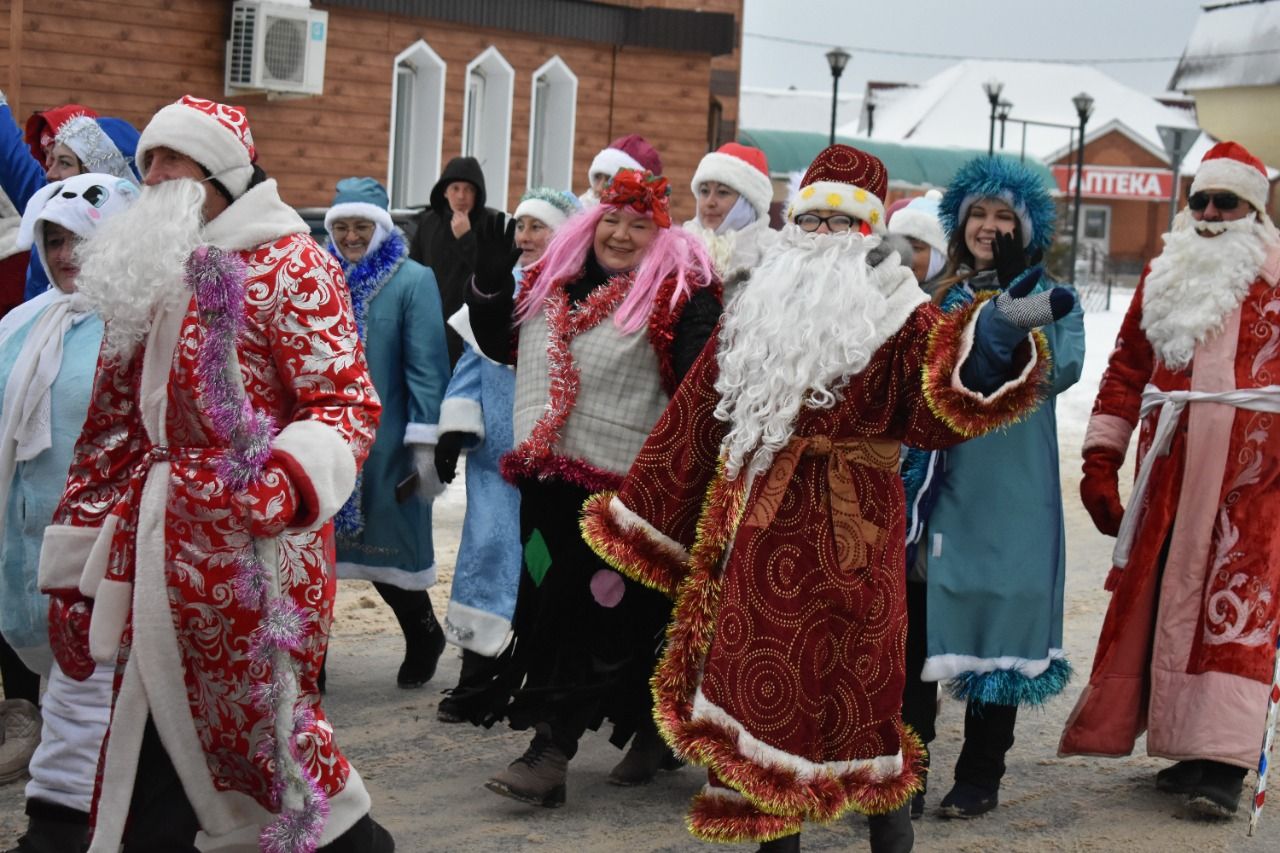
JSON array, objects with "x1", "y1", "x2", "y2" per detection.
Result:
[
  {"x1": 583, "y1": 269, "x2": 1050, "y2": 842},
  {"x1": 37, "y1": 181, "x2": 381, "y2": 850},
  {"x1": 1060, "y1": 246, "x2": 1280, "y2": 768}
]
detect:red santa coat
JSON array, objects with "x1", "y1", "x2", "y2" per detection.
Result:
[
  {"x1": 36, "y1": 181, "x2": 381, "y2": 850},
  {"x1": 584, "y1": 272, "x2": 1050, "y2": 842},
  {"x1": 1060, "y1": 245, "x2": 1280, "y2": 768}
]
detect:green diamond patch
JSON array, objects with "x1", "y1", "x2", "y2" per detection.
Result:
[{"x1": 524, "y1": 528, "x2": 552, "y2": 587}]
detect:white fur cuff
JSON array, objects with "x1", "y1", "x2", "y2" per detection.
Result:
[
  {"x1": 38, "y1": 524, "x2": 101, "y2": 593},
  {"x1": 438, "y1": 398, "x2": 484, "y2": 440},
  {"x1": 404, "y1": 422, "x2": 440, "y2": 446},
  {"x1": 272, "y1": 419, "x2": 357, "y2": 532}
]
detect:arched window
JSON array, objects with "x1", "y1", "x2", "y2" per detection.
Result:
[
  {"x1": 528, "y1": 56, "x2": 578, "y2": 191},
  {"x1": 387, "y1": 40, "x2": 446, "y2": 209},
  {"x1": 462, "y1": 46, "x2": 515, "y2": 210}
]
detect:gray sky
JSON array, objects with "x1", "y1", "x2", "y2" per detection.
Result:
[{"x1": 741, "y1": 0, "x2": 1209, "y2": 97}]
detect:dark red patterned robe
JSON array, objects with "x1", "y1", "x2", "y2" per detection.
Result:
[{"x1": 584, "y1": 292, "x2": 1049, "y2": 842}]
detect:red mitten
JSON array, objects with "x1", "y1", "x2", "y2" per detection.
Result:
[
  {"x1": 48, "y1": 593, "x2": 95, "y2": 681},
  {"x1": 1081, "y1": 448, "x2": 1125, "y2": 537},
  {"x1": 243, "y1": 458, "x2": 301, "y2": 538}
]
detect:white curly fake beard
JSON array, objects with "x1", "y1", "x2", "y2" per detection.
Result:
[
  {"x1": 74, "y1": 178, "x2": 207, "y2": 362},
  {"x1": 714, "y1": 224, "x2": 892, "y2": 482},
  {"x1": 1142, "y1": 210, "x2": 1279, "y2": 371}
]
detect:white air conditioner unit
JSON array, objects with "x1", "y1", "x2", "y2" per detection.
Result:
[{"x1": 225, "y1": 1, "x2": 327, "y2": 97}]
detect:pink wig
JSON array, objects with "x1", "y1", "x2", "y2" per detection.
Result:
[{"x1": 515, "y1": 202, "x2": 716, "y2": 335}]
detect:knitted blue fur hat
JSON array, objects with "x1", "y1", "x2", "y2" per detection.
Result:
[{"x1": 940, "y1": 156, "x2": 1056, "y2": 254}]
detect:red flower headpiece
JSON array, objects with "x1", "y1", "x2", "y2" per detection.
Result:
[{"x1": 600, "y1": 168, "x2": 672, "y2": 228}]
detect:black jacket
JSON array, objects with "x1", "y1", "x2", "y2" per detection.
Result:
[{"x1": 409, "y1": 156, "x2": 508, "y2": 366}]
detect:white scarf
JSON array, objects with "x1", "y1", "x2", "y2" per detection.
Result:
[{"x1": 0, "y1": 289, "x2": 93, "y2": 554}]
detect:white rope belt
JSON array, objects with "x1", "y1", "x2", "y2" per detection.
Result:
[{"x1": 1112, "y1": 383, "x2": 1280, "y2": 569}]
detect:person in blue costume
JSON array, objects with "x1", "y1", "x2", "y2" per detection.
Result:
[
  {"x1": 433, "y1": 187, "x2": 582, "y2": 724},
  {"x1": 0, "y1": 93, "x2": 140, "y2": 301},
  {"x1": 901, "y1": 156, "x2": 1086, "y2": 820},
  {"x1": 324, "y1": 177, "x2": 452, "y2": 689},
  {"x1": 0, "y1": 172, "x2": 138, "y2": 853}
]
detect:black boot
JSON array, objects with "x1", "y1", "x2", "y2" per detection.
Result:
[
  {"x1": 911, "y1": 748, "x2": 929, "y2": 819},
  {"x1": 607, "y1": 716, "x2": 675, "y2": 786},
  {"x1": 756, "y1": 833, "x2": 800, "y2": 852},
  {"x1": 940, "y1": 701, "x2": 1016, "y2": 819},
  {"x1": 867, "y1": 804, "x2": 914, "y2": 853},
  {"x1": 1186, "y1": 761, "x2": 1246, "y2": 819},
  {"x1": 1155, "y1": 759, "x2": 1206, "y2": 794},
  {"x1": 375, "y1": 584, "x2": 446, "y2": 688},
  {"x1": 438, "y1": 649, "x2": 503, "y2": 723},
  {"x1": 316, "y1": 813, "x2": 395, "y2": 852},
  {"x1": 4, "y1": 800, "x2": 90, "y2": 853}
]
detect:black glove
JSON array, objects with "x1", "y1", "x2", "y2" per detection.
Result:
[
  {"x1": 434, "y1": 431, "x2": 468, "y2": 484},
  {"x1": 990, "y1": 230, "x2": 1046, "y2": 289},
  {"x1": 472, "y1": 218, "x2": 520, "y2": 297}
]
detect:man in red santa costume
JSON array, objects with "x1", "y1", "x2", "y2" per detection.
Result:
[
  {"x1": 36, "y1": 95, "x2": 392, "y2": 852},
  {"x1": 1061, "y1": 140, "x2": 1280, "y2": 820},
  {"x1": 582, "y1": 144, "x2": 1075, "y2": 852}
]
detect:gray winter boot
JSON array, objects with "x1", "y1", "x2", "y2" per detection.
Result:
[{"x1": 484, "y1": 726, "x2": 568, "y2": 808}]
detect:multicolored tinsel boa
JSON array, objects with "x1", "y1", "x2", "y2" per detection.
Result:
[
  {"x1": 188, "y1": 245, "x2": 328, "y2": 852},
  {"x1": 945, "y1": 657, "x2": 1072, "y2": 708}
]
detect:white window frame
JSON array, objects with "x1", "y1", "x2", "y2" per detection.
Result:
[
  {"x1": 461, "y1": 46, "x2": 515, "y2": 210},
  {"x1": 387, "y1": 40, "x2": 446, "y2": 209},
  {"x1": 527, "y1": 56, "x2": 578, "y2": 192}
]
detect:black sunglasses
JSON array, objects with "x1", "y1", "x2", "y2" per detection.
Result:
[{"x1": 1188, "y1": 191, "x2": 1240, "y2": 212}]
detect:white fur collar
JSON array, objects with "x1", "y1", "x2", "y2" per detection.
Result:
[{"x1": 202, "y1": 179, "x2": 308, "y2": 252}]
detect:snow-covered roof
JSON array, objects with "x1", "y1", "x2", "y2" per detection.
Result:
[
  {"x1": 740, "y1": 85, "x2": 862, "y2": 136},
  {"x1": 835, "y1": 59, "x2": 1240, "y2": 177},
  {"x1": 1170, "y1": 0, "x2": 1280, "y2": 90}
]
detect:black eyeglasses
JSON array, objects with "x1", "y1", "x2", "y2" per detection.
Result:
[
  {"x1": 795, "y1": 213, "x2": 856, "y2": 233},
  {"x1": 1188, "y1": 191, "x2": 1240, "y2": 212}
]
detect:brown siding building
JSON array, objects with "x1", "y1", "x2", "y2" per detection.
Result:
[{"x1": 1, "y1": 0, "x2": 739, "y2": 220}]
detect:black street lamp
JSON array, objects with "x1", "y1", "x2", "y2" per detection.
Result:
[
  {"x1": 865, "y1": 93, "x2": 876, "y2": 138},
  {"x1": 983, "y1": 78, "x2": 1003, "y2": 156},
  {"x1": 1068, "y1": 91, "x2": 1095, "y2": 284},
  {"x1": 826, "y1": 47, "x2": 851, "y2": 146},
  {"x1": 996, "y1": 99, "x2": 1013, "y2": 149}
]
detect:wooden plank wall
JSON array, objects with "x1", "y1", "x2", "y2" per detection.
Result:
[{"x1": 3, "y1": 0, "x2": 742, "y2": 219}]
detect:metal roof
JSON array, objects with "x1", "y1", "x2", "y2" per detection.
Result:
[
  {"x1": 737, "y1": 128, "x2": 1058, "y2": 192},
  {"x1": 315, "y1": 0, "x2": 736, "y2": 55}
]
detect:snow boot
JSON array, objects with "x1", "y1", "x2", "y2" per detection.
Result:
[
  {"x1": 1186, "y1": 761, "x2": 1246, "y2": 819},
  {"x1": 937, "y1": 781, "x2": 999, "y2": 819},
  {"x1": 755, "y1": 833, "x2": 800, "y2": 852},
  {"x1": 437, "y1": 649, "x2": 503, "y2": 723},
  {"x1": 868, "y1": 803, "x2": 914, "y2": 853},
  {"x1": 394, "y1": 599, "x2": 446, "y2": 688},
  {"x1": 485, "y1": 726, "x2": 569, "y2": 808},
  {"x1": 3, "y1": 800, "x2": 89, "y2": 853},
  {"x1": 608, "y1": 717, "x2": 674, "y2": 786},
  {"x1": 1155, "y1": 759, "x2": 1206, "y2": 794},
  {"x1": 316, "y1": 813, "x2": 395, "y2": 852}
]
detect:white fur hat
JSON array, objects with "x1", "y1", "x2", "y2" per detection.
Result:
[
  {"x1": 690, "y1": 143, "x2": 773, "y2": 219},
  {"x1": 888, "y1": 189, "x2": 946, "y2": 255}
]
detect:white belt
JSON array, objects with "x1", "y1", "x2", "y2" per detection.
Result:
[{"x1": 1112, "y1": 383, "x2": 1280, "y2": 569}]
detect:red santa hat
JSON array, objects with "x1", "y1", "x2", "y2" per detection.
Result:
[
  {"x1": 1190, "y1": 140, "x2": 1270, "y2": 214},
  {"x1": 136, "y1": 95, "x2": 258, "y2": 198},
  {"x1": 588, "y1": 134, "x2": 663, "y2": 184},
  {"x1": 788, "y1": 143, "x2": 889, "y2": 234},
  {"x1": 690, "y1": 142, "x2": 772, "y2": 219}
]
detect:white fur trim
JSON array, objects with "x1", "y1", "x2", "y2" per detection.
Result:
[
  {"x1": 698, "y1": 782, "x2": 749, "y2": 802},
  {"x1": 691, "y1": 152, "x2": 773, "y2": 219},
  {"x1": 513, "y1": 198, "x2": 569, "y2": 231},
  {"x1": 1082, "y1": 413, "x2": 1134, "y2": 457},
  {"x1": 37, "y1": 524, "x2": 100, "y2": 592},
  {"x1": 438, "y1": 397, "x2": 485, "y2": 440},
  {"x1": 589, "y1": 147, "x2": 643, "y2": 181},
  {"x1": 336, "y1": 561, "x2": 437, "y2": 590},
  {"x1": 444, "y1": 599, "x2": 513, "y2": 657},
  {"x1": 948, "y1": 303, "x2": 1040, "y2": 403},
  {"x1": 78, "y1": 514, "x2": 119, "y2": 599},
  {"x1": 691, "y1": 688, "x2": 904, "y2": 780},
  {"x1": 86, "y1": 656, "x2": 150, "y2": 852},
  {"x1": 88, "y1": 579, "x2": 131, "y2": 664},
  {"x1": 272, "y1": 420, "x2": 357, "y2": 532},
  {"x1": 201, "y1": 181, "x2": 308, "y2": 252},
  {"x1": 888, "y1": 207, "x2": 947, "y2": 256},
  {"x1": 1192, "y1": 158, "x2": 1269, "y2": 214},
  {"x1": 920, "y1": 648, "x2": 1066, "y2": 683},
  {"x1": 315, "y1": 765, "x2": 372, "y2": 845},
  {"x1": 404, "y1": 422, "x2": 440, "y2": 445},
  {"x1": 136, "y1": 102, "x2": 254, "y2": 198},
  {"x1": 324, "y1": 202, "x2": 394, "y2": 235},
  {"x1": 789, "y1": 180, "x2": 888, "y2": 234},
  {"x1": 609, "y1": 495, "x2": 691, "y2": 564}
]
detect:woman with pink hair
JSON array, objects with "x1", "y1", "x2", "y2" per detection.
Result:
[{"x1": 465, "y1": 168, "x2": 721, "y2": 807}]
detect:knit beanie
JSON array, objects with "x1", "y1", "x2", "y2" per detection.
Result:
[
  {"x1": 888, "y1": 189, "x2": 947, "y2": 256},
  {"x1": 325, "y1": 177, "x2": 394, "y2": 233},
  {"x1": 514, "y1": 187, "x2": 582, "y2": 231},
  {"x1": 136, "y1": 95, "x2": 257, "y2": 198},
  {"x1": 691, "y1": 143, "x2": 772, "y2": 219}
]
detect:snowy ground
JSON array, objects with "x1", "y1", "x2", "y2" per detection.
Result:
[{"x1": 3, "y1": 291, "x2": 1278, "y2": 851}]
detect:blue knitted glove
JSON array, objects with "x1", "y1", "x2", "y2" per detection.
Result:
[{"x1": 962, "y1": 267, "x2": 1075, "y2": 393}]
